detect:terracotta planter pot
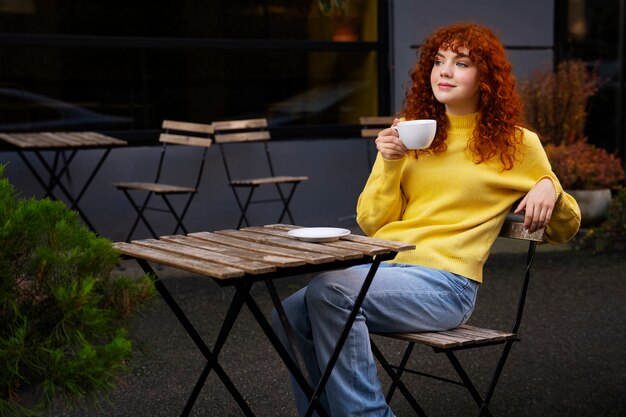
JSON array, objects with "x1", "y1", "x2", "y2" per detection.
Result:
[
  {"x1": 566, "y1": 188, "x2": 612, "y2": 226},
  {"x1": 332, "y1": 16, "x2": 358, "y2": 42}
]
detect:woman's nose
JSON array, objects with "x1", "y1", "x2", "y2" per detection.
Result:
[{"x1": 440, "y1": 64, "x2": 452, "y2": 78}]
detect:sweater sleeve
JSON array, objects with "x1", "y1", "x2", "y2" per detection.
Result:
[
  {"x1": 519, "y1": 131, "x2": 581, "y2": 244},
  {"x1": 356, "y1": 154, "x2": 407, "y2": 236},
  {"x1": 544, "y1": 177, "x2": 581, "y2": 244}
]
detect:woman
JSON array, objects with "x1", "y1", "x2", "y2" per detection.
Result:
[{"x1": 273, "y1": 23, "x2": 581, "y2": 417}]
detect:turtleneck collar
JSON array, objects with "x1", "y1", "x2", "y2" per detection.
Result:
[{"x1": 446, "y1": 112, "x2": 478, "y2": 133}]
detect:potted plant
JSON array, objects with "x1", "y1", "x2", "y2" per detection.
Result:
[
  {"x1": 544, "y1": 137, "x2": 624, "y2": 225},
  {"x1": 574, "y1": 187, "x2": 626, "y2": 253},
  {"x1": 0, "y1": 165, "x2": 154, "y2": 416},
  {"x1": 318, "y1": 0, "x2": 346, "y2": 15},
  {"x1": 317, "y1": 0, "x2": 359, "y2": 42},
  {"x1": 521, "y1": 60, "x2": 625, "y2": 225}
]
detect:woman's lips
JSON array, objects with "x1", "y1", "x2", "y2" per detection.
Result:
[{"x1": 437, "y1": 83, "x2": 455, "y2": 90}]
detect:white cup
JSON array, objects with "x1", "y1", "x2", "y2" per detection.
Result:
[{"x1": 394, "y1": 119, "x2": 437, "y2": 149}]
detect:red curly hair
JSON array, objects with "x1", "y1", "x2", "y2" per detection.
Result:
[{"x1": 403, "y1": 23, "x2": 524, "y2": 170}]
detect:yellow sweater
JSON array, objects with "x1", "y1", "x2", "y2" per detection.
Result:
[{"x1": 356, "y1": 112, "x2": 581, "y2": 283}]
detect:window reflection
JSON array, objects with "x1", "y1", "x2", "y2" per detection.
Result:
[
  {"x1": 562, "y1": 0, "x2": 621, "y2": 153},
  {"x1": 0, "y1": 0, "x2": 382, "y2": 136}
]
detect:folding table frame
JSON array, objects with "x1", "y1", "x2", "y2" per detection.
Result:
[
  {"x1": 0, "y1": 131, "x2": 127, "y2": 233},
  {"x1": 114, "y1": 224, "x2": 414, "y2": 417}
]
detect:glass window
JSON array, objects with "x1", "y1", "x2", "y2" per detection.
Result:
[
  {"x1": 559, "y1": 0, "x2": 622, "y2": 153},
  {"x1": 0, "y1": 0, "x2": 384, "y2": 139}
]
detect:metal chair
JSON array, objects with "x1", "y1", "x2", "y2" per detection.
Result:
[
  {"x1": 112, "y1": 120, "x2": 213, "y2": 241},
  {"x1": 370, "y1": 214, "x2": 546, "y2": 417},
  {"x1": 212, "y1": 118, "x2": 308, "y2": 229}
]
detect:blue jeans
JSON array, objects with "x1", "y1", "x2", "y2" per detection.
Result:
[{"x1": 271, "y1": 263, "x2": 479, "y2": 417}]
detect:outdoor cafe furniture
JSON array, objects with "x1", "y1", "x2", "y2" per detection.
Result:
[
  {"x1": 370, "y1": 214, "x2": 546, "y2": 417},
  {"x1": 0, "y1": 131, "x2": 127, "y2": 233},
  {"x1": 212, "y1": 118, "x2": 309, "y2": 228},
  {"x1": 113, "y1": 224, "x2": 414, "y2": 417},
  {"x1": 112, "y1": 120, "x2": 214, "y2": 242}
]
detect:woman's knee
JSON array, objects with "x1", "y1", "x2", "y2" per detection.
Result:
[{"x1": 306, "y1": 271, "x2": 359, "y2": 313}]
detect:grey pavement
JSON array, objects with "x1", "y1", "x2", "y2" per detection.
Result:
[{"x1": 47, "y1": 243, "x2": 626, "y2": 417}]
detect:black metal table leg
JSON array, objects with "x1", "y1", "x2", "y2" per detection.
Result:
[
  {"x1": 20, "y1": 148, "x2": 112, "y2": 233},
  {"x1": 136, "y1": 260, "x2": 255, "y2": 417},
  {"x1": 302, "y1": 257, "x2": 382, "y2": 417},
  {"x1": 243, "y1": 286, "x2": 331, "y2": 417}
]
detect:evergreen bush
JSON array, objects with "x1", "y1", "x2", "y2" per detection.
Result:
[{"x1": 0, "y1": 165, "x2": 154, "y2": 416}]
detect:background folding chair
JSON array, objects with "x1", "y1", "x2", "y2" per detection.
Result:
[
  {"x1": 369, "y1": 213, "x2": 546, "y2": 417},
  {"x1": 112, "y1": 120, "x2": 213, "y2": 241},
  {"x1": 359, "y1": 116, "x2": 393, "y2": 167},
  {"x1": 212, "y1": 118, "x2": 308, "y2": 229}
]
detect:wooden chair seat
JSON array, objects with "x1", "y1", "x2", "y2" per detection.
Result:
[
  {"x1": 375, "y1": 324, "x2": 516, "y2": 350},
  {"x1": 112, "y1": 182, "x2": 197, "y2": 194},
  {"x1": 230, "y1": 175, "x2": 309, "y2": 186}
]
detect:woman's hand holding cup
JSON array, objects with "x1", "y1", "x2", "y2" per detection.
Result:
[{"x1": 376, "y1": 118, "x2": 408, "y2": 160}]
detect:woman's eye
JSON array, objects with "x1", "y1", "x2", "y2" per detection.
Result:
[
  {"x1": 434, "y1": 60, "x2": 443, "y2": 66},
  {"x1": 456, "y1": 61, "x2": 469, "y2": 68}
]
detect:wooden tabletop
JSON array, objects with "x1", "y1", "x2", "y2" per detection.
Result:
[
  {"x1": 0, "y1": 131, "x2": 127, "y2": 149},
  {"x1": 114, "y1": 224, "x2": 415, "y2": 281}
]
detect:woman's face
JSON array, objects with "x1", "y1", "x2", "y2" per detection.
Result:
[{"x1": 430, "y1": 46, "x2": 481, "y2": 116}]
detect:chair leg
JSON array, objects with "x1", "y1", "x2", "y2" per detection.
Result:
[
  {"x1": 121, "y1": 190, "x2": 159, "y2": 241},
  {"x1": 475, "y1": 340, "x2": 516, "y2": 417},
  {"x1": 444, "y1": 351, "x2": 494, "y2": 417},
  {"x1": 370, "y1": 338, "x2": 429, "y2": 417},
  {"x1": 274, "y1": 182, "x2": 300, "y2": 224},
  {"x1": 234, "y1": 186, "x2": 257, "y2": 229},
  {"x1": 161, "y1": 194, "x2": 188, "y2": 235},
  {"x1": 386, "y1": 342, "x2": 415, "y2": 403},
  {"x1": 175, "y1": 192, "x2": 198, "y2": 234}
]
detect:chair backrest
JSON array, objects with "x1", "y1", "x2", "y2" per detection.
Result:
[
  {"x1": 212, "y1": 118, "x2": 275, "y2": 181},
  {"x1": 497, "y1": 213, "x2": 546, "y2": 334},
  {"x1": 359, "y1": 116, "x2": 393, "y2": 167},
  {"x1": 498, "y1": 214, "x2": 545, "y2": 241},
  {"x1": 154, "y1": 120, "x2": 214, "y2": 185},
  {"x1": 160, "y1": 120, "x2": 214, "y2": 147},
  {"x1": 359, "y1": 116, "x2": 393, "y2": 138},
  {"x1": 212, "y1": 118, "x2": 270, "y2": 143}
]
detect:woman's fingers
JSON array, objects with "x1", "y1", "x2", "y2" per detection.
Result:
[
  {"x1": 516, "y1": 178, "x2": 557, "y2": 233},
  {"x1": 376, "y1": 126, "x2": 407, "y2": 160}
]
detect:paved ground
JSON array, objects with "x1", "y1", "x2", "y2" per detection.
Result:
[{"x1": 47, "y1": 242, "x2": 626, "y2": 417}]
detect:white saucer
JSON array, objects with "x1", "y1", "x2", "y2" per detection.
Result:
[{"x1": 287, "y1": 227, "x2": 351, "y2": 243}]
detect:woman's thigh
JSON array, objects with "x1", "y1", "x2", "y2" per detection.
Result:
[{"x1": 307, "y1": 263, "x2": 479, "y2": 333}]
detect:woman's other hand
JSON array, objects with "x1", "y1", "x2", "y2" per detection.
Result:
[
  {"x1": 375, "y1": 118, "x2": 408, "y2": 160},
  {"x1": 514, "y1": 178, "x2": 557, "y2": 233}
]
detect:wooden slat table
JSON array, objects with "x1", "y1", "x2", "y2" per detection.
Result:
[
  {"x1": 114, "y1": 224, "x2": 415, "y2": 417},
  {"x1": 0, "y1": 131, "x2": 127, "y2": 232}
]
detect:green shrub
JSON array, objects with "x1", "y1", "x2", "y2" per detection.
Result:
[{"x1": 0, "y1": 165, "x2": 154, "y2": 416}]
